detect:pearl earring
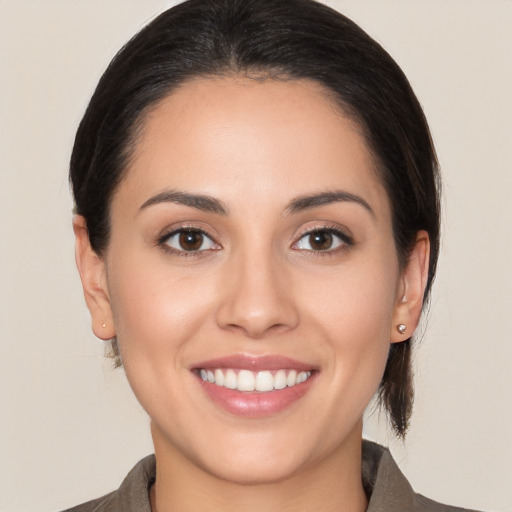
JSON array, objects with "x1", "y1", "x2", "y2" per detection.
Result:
[{"x1": 397, "y1": 324, "x2": 407, "y2": 334}]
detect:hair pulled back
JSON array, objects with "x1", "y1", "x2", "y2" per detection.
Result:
[{"x1": 70, "y1": 0, "x2": 440, "y2": 438}]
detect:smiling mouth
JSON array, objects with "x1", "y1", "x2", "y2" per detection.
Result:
[{"x1": 198, "y1": 368, "x2": 313, "y2": 392}]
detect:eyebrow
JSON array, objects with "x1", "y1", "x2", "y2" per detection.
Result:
[
  {"x1": 284, "y1": 191, "x2": 374, "y2": 216},
  {"x1": 139, "y1": 190, "x2": 228, "y2": 215},
  {"x1": 139, "y1": 189, "x2": 373, "y2": 217}
]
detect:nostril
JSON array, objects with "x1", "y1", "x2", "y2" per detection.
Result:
[
  {"x1": 217, "y1": 307, "x2": 300, "y2": 339},
  {"x1": 222, "y1": 320, "x2": 290, "y2": 339}
]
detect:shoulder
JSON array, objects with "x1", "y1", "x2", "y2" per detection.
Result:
[
  {"x1": 60, "y1": 491, "x2": 117, "y2": 512},
  {"x1": 60, "y1": 455, "x2": 155, "y2": 512},
  {"x1": 414, "y1": 493, "x2": 480, "y2": 512},
  {"x1": 363, "y1": 441, "x2": 482, "y2": 512}
]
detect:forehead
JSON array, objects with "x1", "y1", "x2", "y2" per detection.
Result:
[{"x1": 117, "y1": 76, "x2": 390, "y2": 219}]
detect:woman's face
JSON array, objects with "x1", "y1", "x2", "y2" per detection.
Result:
[{"x1": 79, "y1": 77, "x2": 424, "y2": 484}]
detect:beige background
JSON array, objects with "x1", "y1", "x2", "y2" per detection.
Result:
[{"x1": 1, "y1": 1, "x2": 511, "y2": 511}]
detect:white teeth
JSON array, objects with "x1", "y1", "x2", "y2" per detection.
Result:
[
  {"x1": 224, "y1": 369, "x2": 237, "y2": 389},
  {"x1": 286, "y1": 369, "x2": 297, "y2": 387},
  {"x1": 214, "y1": 369, "x2": 224, "y2": 387},
  {"x1": 255, "y1": 371, "x2": 274, "y2": 392},
  {"x1": 199, "y1": 368, "x2": 313, "y2": 392},
  {"x1": 274, "y1": 369, "x2": 287, "y2": 390},
  {"x1": 237, "y1": 370, "x2": 255, "y2": 391}
]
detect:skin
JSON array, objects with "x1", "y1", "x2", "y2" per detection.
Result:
[{"x1": 74, "y1": 77, "x2": 429, "y2": 512}]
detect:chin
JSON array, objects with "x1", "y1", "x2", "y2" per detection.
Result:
[
  {"x1": 199, "y1": 450, "x2": 307, "y2": 486},
  {"x1": 155, "y1": 420, "x2": 318, "y2": 486}
]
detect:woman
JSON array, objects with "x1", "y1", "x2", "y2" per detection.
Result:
[{"x1": 65, "y1": 0, "x2": 476, "y2": 510}]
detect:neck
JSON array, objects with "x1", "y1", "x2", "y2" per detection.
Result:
[{"x1": 150, "y1": 422, "x2": 368, "y2": 512}]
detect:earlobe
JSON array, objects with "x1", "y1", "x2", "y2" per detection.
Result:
[
  {"x1": 390, "y1": 230, "x2": 430, "y2": 343},
  {"x1": 73, "y1": 215, "x2": 116, "y2": 340}
]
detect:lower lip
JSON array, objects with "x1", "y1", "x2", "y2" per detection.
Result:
[{"x1": 197, "y1": 375, "x2": 315, "y2": 418}]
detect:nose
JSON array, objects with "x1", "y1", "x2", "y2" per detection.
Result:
[{"x1": 215, "y1": 248, "x2": 300, "y2": 338}]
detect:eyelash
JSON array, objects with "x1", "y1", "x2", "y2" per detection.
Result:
[
  {"x1": 157, "y1": 225, "x2": 353, "y2": 257},
  {"x1": 158, "y1": 226, "x2": 220, "y2": 257},
  {"x1": 292, "y1": 226, "x2": 354, "y2": 255}
]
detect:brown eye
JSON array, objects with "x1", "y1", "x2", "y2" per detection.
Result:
[
  {"x1": 179, "y1": 230, "x2": 204, "y2": 251},
  {"x1": 308, "y1": 232, "x2": 333, "y2": 251},
  {"x1": 163, "y1": 229, "x2": 217, "y2": 252},
  {"x1": 294, "y1": 228, "x2": 348, "y2": 252}
]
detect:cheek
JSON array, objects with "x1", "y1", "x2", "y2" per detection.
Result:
[
  {"x1": 302, "y1": 257, "x2": 398, "y2": 342},
  {"x1": 106, "y1": 256, "x2": 216, "y2": 365},
  {"x1": 105, "y1": 260, "x2": 222, "y2": 424},
  {"x1": 299, "y1": 253, "x2": 399, "y2": 391}
]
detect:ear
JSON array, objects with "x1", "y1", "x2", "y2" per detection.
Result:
[
  {"x1": 73, "y1": 215, "x2": 116, "y2": 340},
  {"x1": 390, "y1": 230, "x2": 430, "y2": 343}
]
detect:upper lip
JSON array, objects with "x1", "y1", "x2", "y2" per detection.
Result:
[{"x1": 191, "y1": 354, "x2": 316, "y2": 372}]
